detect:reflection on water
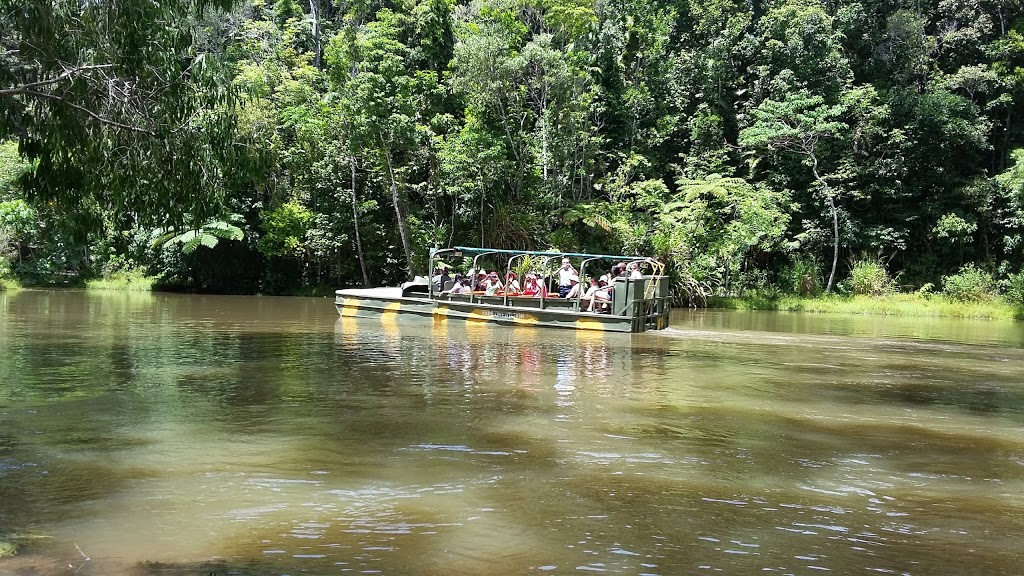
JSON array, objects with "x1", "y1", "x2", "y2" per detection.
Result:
[{"x1": 1, "y1": 290, "x2": 1024, "y2": 575}]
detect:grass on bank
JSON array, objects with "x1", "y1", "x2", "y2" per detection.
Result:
[
  {"x1": 85, "y1": 269, "x2": 158, "y2": 292},
  {"x1": 707, "y1": 293, "x2": 1024, "y2": 320},
  {"x1": 0, "y1": 276, "x2": 20, "y2": 291}
]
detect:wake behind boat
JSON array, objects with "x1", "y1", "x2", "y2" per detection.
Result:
[{"x1": 335, "y1": 247, "x2": 672, "y2": 333}]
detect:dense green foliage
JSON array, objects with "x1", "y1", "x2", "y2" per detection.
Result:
[
  {"x1": 3, "y1": 0, "x2": 1024, "y2": 300},
  {"x1": 1, "y1": 0, "x2": 251, "y2": 230},
  {"x1": 942, "y1": 263, "x2": 998, "y2": 302}
]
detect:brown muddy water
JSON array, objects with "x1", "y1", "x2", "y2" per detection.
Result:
[{"x1": 1, "y1": 290, "x2": 1023, "y2": 576}]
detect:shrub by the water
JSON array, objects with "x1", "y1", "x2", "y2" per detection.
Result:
[
  {"x1": 942, "y1": 264, "x2": 996, "y2": 302},
  {"x1": 85, "y1": 258, "x2": 157, "y2": 291},
  {"x1": 779, "y1": 257, "x2": 821, "y2": 296},
  {"x1": 849, "y1": 260, "x2": 896, "y2": 296},
  {"x1": 1003, "y1": 271, "x2": 1024, "y2": 307}
]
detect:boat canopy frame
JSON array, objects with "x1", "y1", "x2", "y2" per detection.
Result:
[
  {"x1": 428, "y1": 246, "x2": 666, "y2": 304},
  {"x1": 431, "y1": 246, "x2": 646, "y2": 261}
]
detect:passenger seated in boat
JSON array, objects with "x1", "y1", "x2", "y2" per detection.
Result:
[
  {"x1": 448, "y1": 276, "x2": 470, "y2": 294},
  {"x1": 523, "y1": 273, "x2": 547, "y2": 298},
  {"x1": 472, "y1": 270, "x2": 487, "y2": 291},
  {"x1": 581, "y1": 277, "x2": 599, "y2": 307},
  {"x1": 565, "y1": 274, "x2": 582, "y2": 299},
  {"x1": 483, "y1": 271, "x2": 504, "y2": 296},
  {"x1": 432, "y1": 263, "x2": 451, "y2": 292},
  {"x1": 627, "y1": 262, "x2": 642, "y2": 279},
  {"x1": 587, "y1": 279, "x2": 612, "y2": 312},
  {"x1": 505, "y1": 271, "x2": 521, "y2": 293}
]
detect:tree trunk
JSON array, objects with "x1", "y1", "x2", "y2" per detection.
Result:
[
  {"x1": 812, "y1": 158, "x2": 839, "y2": 293},
  {"x1": 381, "y1": 142, "x2": 414, "y2": 277},
  {"x1": 826, "y1": 190, "x2": 839, "y2": 293},
  {"x1": 310, "y1": 0, "x2": 322, "y2": 69},
  {"x1": 350, "y1": 156, "x2": 369, "y2": 286},
  {"x1": 541, "y1": 87, "x2": 549, "y2": 182}
]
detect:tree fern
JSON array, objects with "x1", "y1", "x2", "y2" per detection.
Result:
[{"x1": 151, "y1": 215, "x2": 244, "y2": 254}]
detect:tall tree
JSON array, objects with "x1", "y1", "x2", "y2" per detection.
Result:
[
  {"x1": 328, "y1": 9, "x2": 419, "y2": 275},
  {"x1": 740, "y1": 92, "x2": 848, "y2": 292}
]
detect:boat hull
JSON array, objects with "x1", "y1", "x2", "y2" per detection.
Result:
[{"x1": 335, "y1": 288, "x2": 667, "y2": 333}]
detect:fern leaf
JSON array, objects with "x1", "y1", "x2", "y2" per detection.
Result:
[{"x1": 181, "y1": 234, "x2": 203, "y2": 254}]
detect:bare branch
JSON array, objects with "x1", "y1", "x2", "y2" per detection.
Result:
[
  {"x1": 6, "y1": 88, "x2": 155, "y2": 135},
  {"x1": 0, "y1": 63, "x2": 114, "y2": 96}
]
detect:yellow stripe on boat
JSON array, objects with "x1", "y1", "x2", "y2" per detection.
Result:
[
  {"x1": 432, "y1": 305, "x2": 449, "y2": 324},
  {"x1": 380, "y1": 301, "x2": 401, "y2": 326},
  {"x1": 575, "y1": 318, "x2": 607, "y2": 331},
  {"x1": 465, "y1": 308, "x2": 491, "y2": 323},
  {"x1": 340, "y1": 298, "x2": 360, "y2": 317}
]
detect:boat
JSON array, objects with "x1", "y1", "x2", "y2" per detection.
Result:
[{"x1": 335, "y1": 247, "x2": 672, "y2": 333}]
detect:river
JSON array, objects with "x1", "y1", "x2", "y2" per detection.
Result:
[{"x1": 1, "y1": 290, "x2": 1023, "y2": 575}]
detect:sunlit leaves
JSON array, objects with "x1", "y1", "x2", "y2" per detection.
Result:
[
  {"x1": 151, "y1": 217, "x2": 244, "y2": 255},
  {"x1": 257, "y1": 200, "x2": 313, "y2": 257}
]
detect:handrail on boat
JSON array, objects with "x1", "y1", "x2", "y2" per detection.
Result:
[
  {"x1": 577, "y1": 256, "x2": 604, "y2": 312},
  {"x1": 429, "y1": 247, "x2": 669, "y2": 329}
]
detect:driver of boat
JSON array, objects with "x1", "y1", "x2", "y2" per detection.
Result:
[
  {"x1": 557, "y1": 257, "x2": 578, "y2": 298},
  {"x1": 483, "y1": 271, "x2": 504, "y2": 295}
]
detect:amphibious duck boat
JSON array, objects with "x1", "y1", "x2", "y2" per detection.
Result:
[{"x1": 335, "y1": 247, "x2": 671, "y2": 333}]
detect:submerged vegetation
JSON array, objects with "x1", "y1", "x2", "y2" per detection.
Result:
[{"x1": 1, "y1": 0, "x2": 1024, "y2": 308}]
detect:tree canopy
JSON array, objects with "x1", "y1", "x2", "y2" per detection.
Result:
[
  {"x1": 1, "y1": 0, "x2": 248, "y2": 229},
  {"x1": 2, "y1": 0, "x2": 1024, "y2": 299}
]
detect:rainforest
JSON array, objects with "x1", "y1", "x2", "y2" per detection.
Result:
[{"x1": 2, "y1": 0, "x2": 1024, "y2": 307}]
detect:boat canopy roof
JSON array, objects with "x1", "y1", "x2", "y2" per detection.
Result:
[{"x1": 432, "y1": 246, "x2": 653, "y2": 261}]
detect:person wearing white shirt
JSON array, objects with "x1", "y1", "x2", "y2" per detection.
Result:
[
  {"x1": 556, "y1": 258, "x2": 578, "y2": 298},
  {"x1": 565, "y1": 274, "x2": 581, "y2": 299},
  {"x1": 584, "y1": 278, "x2": 611, "y2": 312}
]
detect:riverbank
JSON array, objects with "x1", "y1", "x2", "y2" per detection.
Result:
[
  {"x1": 84, "y1": 270, "x2": 158, "y2": 291},
  {"x1": 707, "y1": 293, "x2": 1024, "y2": 320}
]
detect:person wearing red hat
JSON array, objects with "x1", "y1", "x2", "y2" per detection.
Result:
[
  {"x1": 523, "y1": 273, "x2": 547, "y2": 298},
  {"x1": 505, "y1": 271, "x2": 521, "y2": 293}
]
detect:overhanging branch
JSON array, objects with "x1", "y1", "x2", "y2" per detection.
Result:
[
  {"x1": 0, "y1": 64, "x2": 114, "y2": 96},
  {"x1": 3, "y1": 88, "x2": 155, "y2": 135}
]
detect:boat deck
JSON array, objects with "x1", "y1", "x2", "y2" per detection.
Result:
[{"x1": 337, "y1": 287, "x2": 404, "y2": 298}]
